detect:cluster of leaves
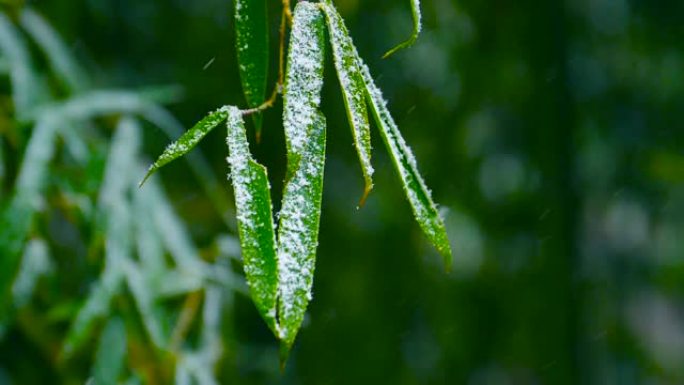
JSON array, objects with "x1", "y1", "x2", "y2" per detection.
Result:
[
  {"x1": 143, "y1": 0, "x2": 451, "y2": 361},
  {"x1": 0, "y1": 7, "x2": 243, "y2": 383}
]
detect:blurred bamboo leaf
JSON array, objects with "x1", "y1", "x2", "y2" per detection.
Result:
[
  {"x1": 235, "y1": 0, "x2": 269, "y2": 136},
  {"x1": 12, "y1": 238, "x2": 52, "y2": 308},
  {"x1": 92, "y1": 317, "x2": 127, "y2": 385},
  {"x1": 383, "y1": 0, "x2": 422, "y2": 58},
  {"x1": 0, "y1": 118, "x2": 59, "y2": 312},
  {"x1": 20, "y1": 8, "x2": 87, "y2": 92},
  {"x1": 277, "y1": 2, "x2": 327, "y2": 357},
  {"x1": 0, "y1": 12, "x2": 40, "y2": 119},
  {"x1": 141, "y1": 107, "x2": 229, "y2": 186},
  {"x1": 322, "y1": 0, "x2": 374, "y2": 205},
  {"x1": 225, "y1": 107, "x2": 278, "y2": 334},
  {"x1": 64, "y1": 116, "x2": 139, "y2": 357}
]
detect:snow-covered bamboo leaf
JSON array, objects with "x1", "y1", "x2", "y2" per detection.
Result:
[
  {"x1": 322, "y1": 1, "x2": 374, "y2": 204},
  {"x1": 277, "y1": 112, "x2": 326, "y2": 358},
  {"x1": 235, "y1": 0, "x2": 269, "y2": 136},
  {"x1": 225, "y1": 107, "x2": 278, "y2": 334},
  {"x1": 92, "y1": 317, "x2": 127, "y2": 385},
  {"x1": 357, "y1": 57, "x2": 452, "y2": 268},
  {"x1": 141, "y1": 107, "x2": 229, "y2": 186},
  {"x1": 277, "y1": 2, "x2": 327, "y2": 356},
  {"x1": 383, "y1": 0, "x2": 422, "y2": 58},
  {"x1": 282, "y1": 2, "x2": 326, "y2": 175}
]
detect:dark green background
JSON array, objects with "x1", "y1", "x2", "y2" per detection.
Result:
[{"x1": 1, "y1": 0, "x2": 683, "y2": 384}]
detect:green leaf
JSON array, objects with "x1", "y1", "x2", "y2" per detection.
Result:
[
  {"x1": 321, "y1": 1, "x2": 374, "y2": 205},
  {"x1": 0, "y1": 118, "x2": 59, "y2": 313},
  {"x1": 12, "y1": 238, "x2": 52, "y2": 308},
  {"x1": 92, "y1": 317, "x2": 127, "y2": 385},
  {"x1": 278, "y1": 2, "x2": 327, "y2": 357},
  {"x1": 225, "y1": 107, "x2": 279, "y2": 335},
  {"x1": 383, "y1": 0, "x2": 422, "y2": 58},
  {"x1": 0, "y1": 12, "x2": 40, "y2": 119},
  {"x1": 20, "y1": 8, "x2": 87, "y2": 92},
  {"x1": 140, "y1": 107, "x2": 229, "y2": 186},
  {"x1": 63, "y1": 116, "x2": 139, "y2": 358},
  {"x1": 357, "y1": 42, "x2": 453, "y2": 268},
  {"x1": 235, "y1": 0, "x2": 269, "y2": 137}
]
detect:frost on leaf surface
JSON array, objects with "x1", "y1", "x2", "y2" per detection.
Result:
[
  {"x1": 383, "y1": 0, "x2": 422, "y2": 58},
  {"x1": 282, "y1": 1, "x2": 326, "y2": 172},
  {"x1": 321, "y1": 0, "x2": 374, "y2": 204},
  {"x1": 277, "y1": 112, "x2": 326, "y2": 352},
  {"x1": 278, "y1": 2, "x2": 327, "y2": 353},
  {"x1": 318, "y1": 3, "x2": 451, "y2": 267},
  {"x1": 225, "y1": 107, "x2": 278, "y2": 334},
  {"x1": 235, "y1": 0, "x2": 269, "y2": 135},
  {"x1": 141, "y1": 107, "x2": 229, "y2": 186}
]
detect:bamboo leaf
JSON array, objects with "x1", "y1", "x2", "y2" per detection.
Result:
[
  {"x1": 92, "y1": 317, "x2": 127, "y2": 385},
  {"x1": 63, "y1": 116, "x2": 138, "y2": 357},
  {"x1": 383, "y1": 0, "x2": 422, "y2": 58},
  {"x1": 321, "y1": 1, "x2": 374, "y2": 205},
  {"x1": 343, "y1": 29, "x2": 453, "y2": 267},
  {"x1": 225, "y1": 107, "x2": 279, "y2": 334},
  {"x1": 141, "y1": 107, "x2": 229, "y2": 186},
  {"x1": 20, "y1": 8, "x2": 87, "y2": 92},
  {"x1": 278, "y1": 2, "x2": 327, "y2": 356},
  {"x1": 0, "y1": 12, "x2": 40, "y2": 119},
  {"x1": 235, "y1": 0, "x2": 269, "y2": 136},
  {"x1": 0, "y1": 118, "x2": 59, "y2": 313}
]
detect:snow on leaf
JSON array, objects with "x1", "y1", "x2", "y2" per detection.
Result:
[
  {"x1": 140, "y1": 106, "x2": 229, "y2": 186},
  {"x1": 277, "y1": 112, "x2": 326, "y2": 357},
  {"x1": 383, "y1": 0, "x2": 422, "y2": 58},
  {"x1": 277, "y1": 1, "x2": 327, "y2": 357},
  {"x1": 321, "y1": 1, "x2": 374, "y2": 205},
  {"x1": 282, "y1": 1, "x2": 326, "y2": 171},
  {"x1": 225, "y1": 107, "x2": 279, "y2": 335},
  {"x1": 322, "y1": 0, "x2": 452, "y2": 267},
  {"x1": 235, "y1": 0, "x2": 269, "y2": 135}
]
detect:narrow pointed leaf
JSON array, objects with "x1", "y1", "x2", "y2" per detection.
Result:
[
  {"x1": 356, "y1": 49, "x2": 452, "y2": 268},
  {"x1": 383, "y1": 0, "x2": 422, "y2": 58},
  {"x1": 0, "y1": 12, "x2": 40, "y2": 119},
  {"x1": 322, "y1": 2, "x2": 374, "y2": 204},
  {"x1": 0, "y1": 118, "x2": 58, "y2": 313},
  {"x1": 277, "y1": 112, "x2": 326, "y2": 357},
  {"x1": 141, "y1": 107, "x2": 229, "y2": 186},
  {"x1": 278, "y1": 2, "x2": 327, "y2": 355},
  {"x1": 20, "y1": 8, "x2": 87, "y2": 92},
  {"x1": 235, "y1": 0, "x2": 269, "y2": 135},
  {"x1": 92, "y1": 317, "x2": 127, "y2": 385},
  {"x1": 225, "y1": 107, "x2": 279, "y2": 334}
]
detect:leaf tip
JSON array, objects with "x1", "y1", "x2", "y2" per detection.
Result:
[
  {"x1": 138, "y1": 167, "x2": 155, "y2": 188},
  {"x1": 357, "y1": 183, "x2": 373, "y2": 208}
]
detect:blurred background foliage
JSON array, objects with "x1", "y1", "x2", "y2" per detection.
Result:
[{"x1": 0, "y1": 0, "x2": 682, "y2": 384}]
